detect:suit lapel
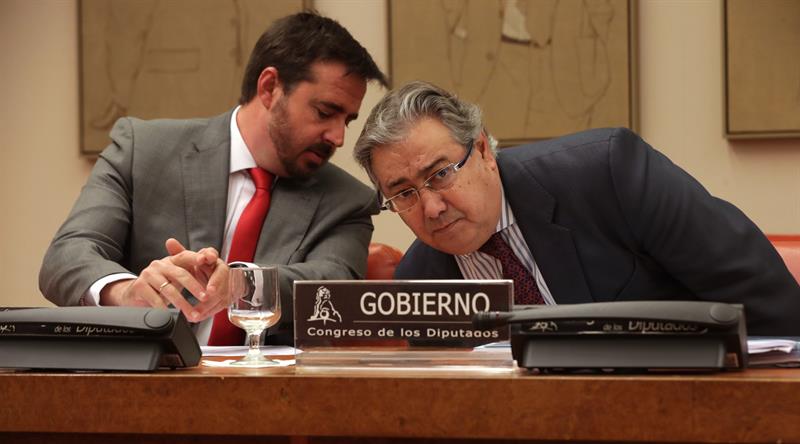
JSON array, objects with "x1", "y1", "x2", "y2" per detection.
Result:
[
  {"x1": 181, "y1": 111, "x2": 232, "y2": 252},
  {"x1": 254, "y1": 175, "x2": 320, "y2": 265},
  {"x1": 498, "y1": 155, "x2": 593, "y2": 304}
]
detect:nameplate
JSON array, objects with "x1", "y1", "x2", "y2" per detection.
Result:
[{"x1": 293, "y1": 280, "x2": 512, "y2": 349}]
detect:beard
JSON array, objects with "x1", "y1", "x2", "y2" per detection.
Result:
[{"x1": 268, "y1": 98, "x2": 334, "y2": 180}]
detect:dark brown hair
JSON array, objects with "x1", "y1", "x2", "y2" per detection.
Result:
[{"x1": 239, "y1": 11, "x2": 387, "y2": 104}]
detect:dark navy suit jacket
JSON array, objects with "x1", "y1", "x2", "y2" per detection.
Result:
[{"x1": 395, "y1": 128, "x2": 800, "y2": 336}]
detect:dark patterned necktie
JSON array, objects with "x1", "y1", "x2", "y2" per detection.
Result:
[
  {"x1": 479, "y1": 232, "x2": 544, "y2": 305},
  {"x1": 208, "y1": 167, "x2": 273, "y2": 345}
]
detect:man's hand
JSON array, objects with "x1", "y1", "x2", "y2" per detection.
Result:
[
  {"x1": 99, "y1": 239, "x2": 230, "y2": 322},
  {"x1": 166, "y1": 239, "x2": 231, "y2": 321}
]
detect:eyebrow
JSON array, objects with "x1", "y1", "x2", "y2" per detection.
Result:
[
  {"x1": 384, "y1": 155, "x2": 450, "y2": 191},
  {"x1": 318, "y1": 100, "x2": 359, "y2": 122}
]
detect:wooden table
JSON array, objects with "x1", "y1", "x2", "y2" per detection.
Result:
[{"x1": 1, "y1": 361, "x2": 799, "y2": 443}]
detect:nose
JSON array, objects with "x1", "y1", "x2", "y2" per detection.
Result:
[
  {"x1": 419, "y1": 188, "x2": 446, "y2": 219},
  {"x1": 323, "y1": 119, "x2": 346, "y2": 148}
]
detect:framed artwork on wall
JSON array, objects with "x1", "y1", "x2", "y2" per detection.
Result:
[
  {"x1": 724, "y1": 0, "x2": 800, "y2": 139},
  {"x1": 389, "y1": 0, "x2": 638, "y2": 145},
  {"x1": 78, "y1": 0, "x2": 306, "y2": 155}
]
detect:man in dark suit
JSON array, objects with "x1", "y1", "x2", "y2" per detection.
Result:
[
  {"x1": 353, "y1": 81, "x2": 800, "y2": 336},
  {"x1": 39, "y1": 12, "x2": 387, "y2": 344}
]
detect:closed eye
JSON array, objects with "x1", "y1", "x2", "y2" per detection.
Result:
[
  {"x1": 434, "y1": 166, "x2": 452, "y2": 179},
  {"x1": 316, "y1": 108, "x2": 332, "y2": 119},
  {"x1": 396, "y1": 188, "x2": 417, "y2": 199}
]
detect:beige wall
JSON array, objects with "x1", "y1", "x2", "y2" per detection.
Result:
[
  {"x1": 1, "y1": 0, "x2": 94, "y2": 308},
  {"x1": 638, "y1": 0, "x2": 800, "y2": 233},
  {"x1": 1, "y1": 0, "x2": 798, "y2": 308}
]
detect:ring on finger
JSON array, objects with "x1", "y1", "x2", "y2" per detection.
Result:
[{"x1": 158, "y1": 281, "x2": 171, "y2": 293}]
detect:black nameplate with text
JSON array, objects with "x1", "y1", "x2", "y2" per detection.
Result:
[{"x1": 293, "y1": 280, "x2": 512, "y2": 348}]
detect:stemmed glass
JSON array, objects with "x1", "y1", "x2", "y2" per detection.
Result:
[{"x1": 227, "y1": 266, "x2": 282, "y2": 367}]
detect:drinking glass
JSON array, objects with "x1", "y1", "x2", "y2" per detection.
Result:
[{"x1": 227, "y1": 266, "x2": 281, "y2": 367}]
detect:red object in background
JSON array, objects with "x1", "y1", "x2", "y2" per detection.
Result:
[
  {"x1": 768, "y1": 235, "x2": 800, "y2": 284},
  {"x1": 366, "y1": 243, "x2": 403, "y2": 280}
]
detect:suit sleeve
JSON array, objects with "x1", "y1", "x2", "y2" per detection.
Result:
[
  {"x1": 608, "y1": 128, "x2": 800, "y2": 335},
  {"x1": 39, "y1": 118, "x2": 137, "y2": 306}
]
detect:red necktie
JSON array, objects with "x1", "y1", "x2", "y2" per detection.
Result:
[
  {"x1": 207, "y1": 167, "x2": 274, "y2": 345},
  {"x1": 479, "y1": 232, "x2": 544, "y2": 305}
]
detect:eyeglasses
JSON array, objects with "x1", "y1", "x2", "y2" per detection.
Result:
[{"x1": 380, "y1": 140, "x2": 474, "y2": 213}]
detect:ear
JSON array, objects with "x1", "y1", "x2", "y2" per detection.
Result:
[
  {"x1": 256, "y1": 67, "x2": 282, "y2": 110},
  {"x1": 475, "y1": 131, "x2": 498, "y2": 170}
]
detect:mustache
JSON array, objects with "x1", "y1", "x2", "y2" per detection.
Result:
[{"x1": 306, "y1": 143, "x2": 334, "y2": 160}]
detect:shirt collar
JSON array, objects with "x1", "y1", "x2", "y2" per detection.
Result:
[
  {"x1": 229, "y1": 106, "x2": 257, "y2": 174},
  {"x1": 494, "y1": 185, "x2": 516, "y2": 233}
]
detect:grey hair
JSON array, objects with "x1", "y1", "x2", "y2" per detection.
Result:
[{"x1": 353, "y1": 80, "x2": 497, "y2": 185}]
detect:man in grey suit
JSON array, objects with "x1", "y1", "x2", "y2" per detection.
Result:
[
  {"x1": 353, "y1": 81, "x2": 800, "y2": 336},
  {"x1": 40, "y1": 12, "x2": 387, "y2": 345}
]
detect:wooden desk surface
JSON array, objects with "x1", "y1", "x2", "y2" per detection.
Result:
[{"x1": 1, "y1": 362, "x2": 799, "y2": 443}]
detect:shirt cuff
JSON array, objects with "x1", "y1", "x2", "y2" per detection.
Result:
[{"x1": 85, "y1": 273, "x2": 138, "y2": 306}]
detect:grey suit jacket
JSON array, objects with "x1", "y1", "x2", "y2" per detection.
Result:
[
  {"x1": 40, "y1": 110, "x2": 379, "y2": 334},
  {"x1": 395, "y1": 128, "x2": 800, "y2": 336}
]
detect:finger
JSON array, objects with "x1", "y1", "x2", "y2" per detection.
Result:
[
  {"x1": 170, "y1": 249, "x2": 207, "y2": 270},
  {"x1": 190, "y1": 260, "x2": 231, "y2": 320},
  {"x1": 172, "y1": 257, "x2": 213, "y2": 300},
  {"x1": 141, "y1": 263, "x2": 203, "y2": 321},
  {"x1": 165, "y1": 238, "x2": 187, "y2": 256},
  {"x1": 155, "y1": 280, "x2": 198, "y2": 321},
  {"x1": 200, "y1": 263, "x2": 214, "y2": 282},
  {"x1": 124, "y1": 277, "x2": 169, "y2": 310},
  {"x1": 193, "y1": 248, "x2": 220, "y2": 285},
  {"x1": 188, "y1": 300, "x2": 218, "y2": 321},
  {"x1": 143, "y1": 258, "x2": 208, "y2": 305},
  {"x1": 189, "y1": 264, "x2": 210, "y2": 287},
  {"x1": 168, "y1": 242, "x2": 218, "y2": 268},
  {"x1": 204, "y1": 259, "x2": 229, "y2": 298},
  {"x1": 196, "y1": 247, "x2": 220, "y2": 266},
  {"x1": 169, "y1": 251, "x2": 214, "y2": 288},
  {"x1": 190, "y1": 293, "x2": 229, "y2": 321},
  {"x1": 164, "y1": 266, "x2": 208, "y2": 301}
]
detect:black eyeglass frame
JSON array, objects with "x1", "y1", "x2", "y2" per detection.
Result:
[{"x1": 379, "y1": 140, "x2": 475, "y2": 213}]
